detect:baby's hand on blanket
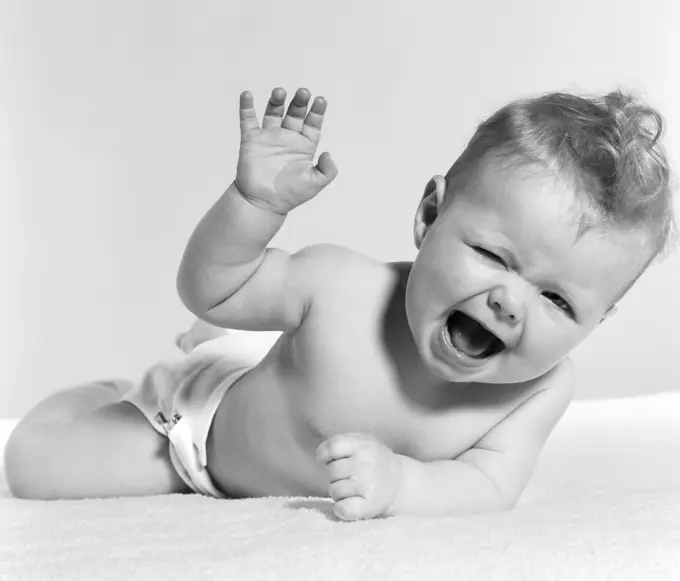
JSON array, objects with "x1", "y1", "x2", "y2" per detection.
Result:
[{"x1": 316, "y1": 433, "x2": 402, "y2": 521}]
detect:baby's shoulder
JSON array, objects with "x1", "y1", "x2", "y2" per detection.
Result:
[
  {"x1": 294, "y1": 243, "x2": 383, "y2": 266},
  {"x1": 291, "y1": 244, "x2": 406, "y2": 303},
  {"x1": 294, "y1": 243, "x2": 400, "y2": 282}
]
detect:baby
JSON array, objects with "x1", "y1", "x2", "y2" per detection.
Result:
[{"x1": 5, "y1": 87, "x2": 675, "y2": 521}]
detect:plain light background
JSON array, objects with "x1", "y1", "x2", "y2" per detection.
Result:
[{"x1": 1, "y1": 0, "x2": 678, "y2": 418}]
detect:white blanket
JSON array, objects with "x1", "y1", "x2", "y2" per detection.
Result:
[{"x1": 2, "y1": 392, "x2": 679, "y2": 580}]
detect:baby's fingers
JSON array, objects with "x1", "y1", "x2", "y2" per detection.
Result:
[
  {"x1": 281, "y1": 88, "x2": 311, "y2": 132},
  {"x1": 239, "y1": 91, "x2": 259, "y2": 133},
  {"x1": 329, "y1": 478, "x2": 359, "y2": 501},
  {"x1": 316, "y1": 432, "x2": 355, "y2": 464},
  {"x1": 326, "y1": 457, "x2": 354, "y2": 483},
  {"x1": 312, "y1": 152, "x2": 338, "y2": 188},
  {"x1": 262, "y1": 88, "x2": 287, "y2": 129},
  {"x1": 334, "y1": 497, "x2": 370, "y2": 521},
  {"x1": 301, "y1": 96, "x2": 327, "y2": 144}
]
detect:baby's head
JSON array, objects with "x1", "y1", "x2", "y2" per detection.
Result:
[{"x1": 406, "y1": 90, "x2": 676, "y2": 384}]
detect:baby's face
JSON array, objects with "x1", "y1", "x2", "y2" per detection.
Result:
[{"x1": 406, "y1": 156, "x2": 649, "y2": 384}]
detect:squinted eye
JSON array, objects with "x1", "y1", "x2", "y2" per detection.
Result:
[
  {"x1": 543, "y1": 291, "x2": 574, "y2": 317},
  {"x1": 473, "y1": 246, "x2": 504, "y2": 265}
]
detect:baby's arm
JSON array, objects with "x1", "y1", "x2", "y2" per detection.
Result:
[
  {"x1": 177, "y1": 87, "x2": 337, "y2": 332},
  {"x1": 318, "y1": 360, "x2": 574, "y2": 520},
  {"x1": 390, "y1": 360, "x2": 575, "y2": 517}
]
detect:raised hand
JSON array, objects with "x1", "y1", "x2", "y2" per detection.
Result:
[
  {"x1": 235, "y1": 87, "x2": 338, "y2": 215},
  {"x1": 317, "y1": 433, "x2": 403, "y2": 521}
]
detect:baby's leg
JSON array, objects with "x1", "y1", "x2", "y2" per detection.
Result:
[
  {"x1": 14, "y1": 379, "x2": 130, "y2": 425},
  {"x1": 175, "y1": 318, "x2": 230, "y2": 353},
  {"x1": 4, "y1": 381, "x2": 190, "y2": 500}
]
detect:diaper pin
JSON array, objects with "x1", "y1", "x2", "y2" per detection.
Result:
[{"x1": 155, "y1": 411, "x2": 182, "y2": 434}]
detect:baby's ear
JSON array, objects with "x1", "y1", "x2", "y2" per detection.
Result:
[{"x1": 413, "y1": 175, "x2": 447, "y2": 248}]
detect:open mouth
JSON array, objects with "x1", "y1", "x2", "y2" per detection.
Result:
[{"x1": 446, "y1": 311, "x2": 505, "y2": 360}]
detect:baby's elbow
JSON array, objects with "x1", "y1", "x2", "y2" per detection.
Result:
[
  {"x1": 176, "y1": 271, "x2": 209, "y2": 319},
  {"x1": 499, "y1": 481, "x2": 530, "y2": 512},
  {"x1": 489, "y1": 479, "x2": 522, "y2": 512}
]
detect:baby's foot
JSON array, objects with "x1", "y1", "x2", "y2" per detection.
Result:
[{"x1": 175, "y1": 319, "x2": 230, "y2": 353}]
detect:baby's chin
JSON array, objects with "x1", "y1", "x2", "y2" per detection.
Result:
[
  {"x1": 479, "y1": 359, "x2": 562, "y2": 385},
  {"x1": 417, "y1": 339, "x2": 502, "y2": 384},
  {"x1": 418, "y1": 332, "x2": 553, "y2": 385}
]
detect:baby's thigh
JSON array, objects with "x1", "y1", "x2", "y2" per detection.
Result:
[
  {"x1": 6, "y1": 399, "x2": 188, "y2": 499},
  {"x1": 17, "y1": 379, "x2": 134, "y2": 427}
]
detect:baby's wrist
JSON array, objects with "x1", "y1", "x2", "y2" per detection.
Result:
[
  {"x1": 232, "y1": 179, "x2": 291, "y2": 217},
  {"x1": 383, "y1": 453, "x2": 412, "y2": 517}
]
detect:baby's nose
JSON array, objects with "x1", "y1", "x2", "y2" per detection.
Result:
[{"x1": 488, "y1": 285, "x2": 524, "y2": 324}]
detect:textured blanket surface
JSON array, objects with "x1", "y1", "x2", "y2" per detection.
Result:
[{"x1": 2, "y1": 393, "x2": 679, "y2": 580}]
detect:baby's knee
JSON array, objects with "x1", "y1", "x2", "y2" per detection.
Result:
[{"x1": 3, "y1": 420, "x2": 43, "y2": 498}]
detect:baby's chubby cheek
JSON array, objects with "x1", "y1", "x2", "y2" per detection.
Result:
[{"x1": 506, "y1": 332, "x2": 578, "y2": 382}]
